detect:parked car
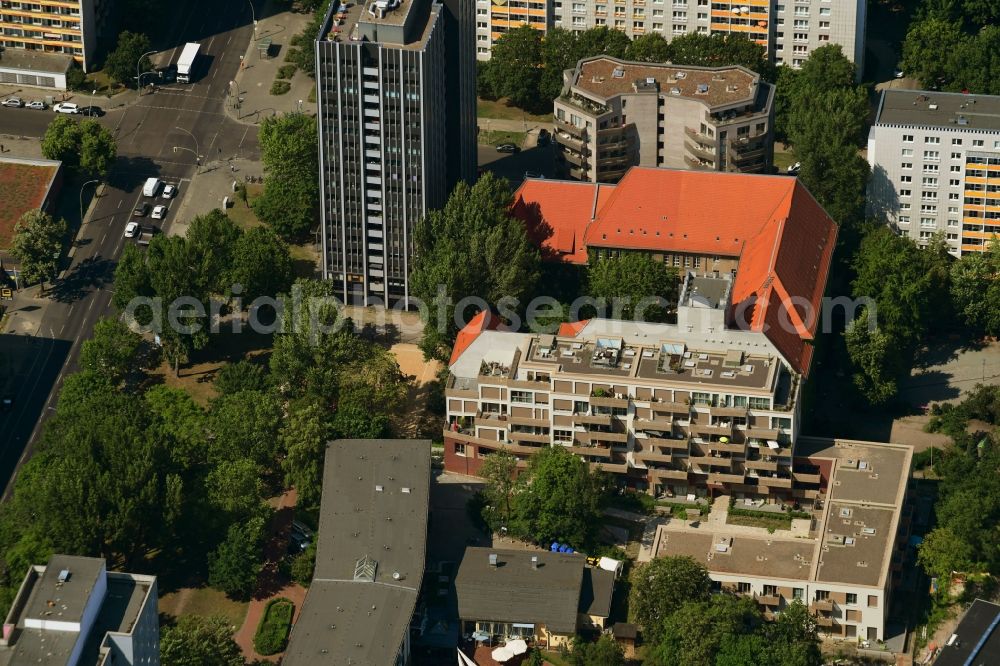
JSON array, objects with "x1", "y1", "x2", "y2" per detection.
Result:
[
  {"x1": 151, "y1": 205, "x2": 167, "y2": 220},
  {"x1": 78, "y1": 106, "x2": 104, "y2": 117},
  {"x1": 786, "y1": 161, "x2": 801, "y2": 176},
  {"x1": 124, "y1": 221, "x2": 140, "y2": 238},
  {"x1": 162, "y1": 184, "x2": 177, "y2": 199},
  {"x1": 1, "y1": 395, "x2": 12, "y2": 412},
  {"x1": 496, "y1": 143, "x2": 520, "y2": 154},
  {"x1": 25, "y1": 100, "x2": 47, "y2": 110},
  {"x1": 53, "y1": 102, "x2": 79, "y2": 114},
  {"x1": 537, "y1": 128, "x2": 551, "y2": 146},
  {"x1": 894, "y1": 68, "x2": 904, "y2": 79},
  {"x1": 132, "y1": 203, "x2": 150, "y2": 217},
  {"x1": 2, "y1": 97, "x2": 23, "y2": 108},
  {"x1": 524, "y1": 171, "x2": 544, "y2": 179}
]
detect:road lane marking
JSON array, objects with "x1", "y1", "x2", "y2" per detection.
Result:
[
  {"x1": 117, "y1": 200, "x2": 122, "y2": 209},
  {"x1": 87, "y1": 298, "x2": 95, "y2": 313},
  {"x1": 101, "y1": 232, "x2": 107, "y2": 245}
]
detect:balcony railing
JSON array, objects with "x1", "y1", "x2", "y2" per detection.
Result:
[
  {"x1": 686, "y1": 140, "x2": 717, "y2": 161},
  {"x1": 684, "y1": 155, "x2": 714, "y2": 170}
]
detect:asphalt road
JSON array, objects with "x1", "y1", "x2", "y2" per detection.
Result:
[{"x1": 0, "y1": 0, "x2": 262, "y2": 494}]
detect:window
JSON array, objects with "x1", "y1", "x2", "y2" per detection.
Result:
[
  {"x1": 950, "y1": 179, "x2": 960, "y2": 186},
  {"x1": 903, "y1": 134, "x2": 913, "y2": 142},
  {"x1": 949, "y1": 192, "x2": 960, "y2": 200},
  {"x1": 847, "y1": 593, "x2": 858, "y2": 605},
  {"x1": 553, "y1": 429, "x2": 573, "y2": 442},
  {"x1": 901, "y1": 162, "x2": 912, "y2": 170},
  {"x1": 973, "y1": 139, "x2": 984, "y2": 147},
  {"x1": 819, "y1": 20, "x2": 829, "y2": 28},
  {"x1": 923, "y1": 164, "x2": 939, "y2": 173},
  {"x1": 951, "y1": 152, "x2": 962, "y2": 159},
  {"x1": 952, "y1": 138, "x2": 962, "y2": 145},
  {"x1": 793, "y1": 19, "x2": 808, "y2": 27},
  {"x1": 901, "y1": 148, "x2": 913, "y2": 157},
  {"x1": 951, "y1": 165, "x2": 962, "y2": 173},
  {"x1": 922, "y1": 177, "x2": 937, "y2": 186},
  {"x1": 737, "y1": 582, "x2": 751, "y2": 593},
  {"x1": 749, "y1": 396, "x2": 770, "y2": 410},
  {"x1": 925, "y1": 136, "x2": 940, "y2": 144},
  {"x1": 920, "y1": 218, "x2": 936, "y2": 227},
  {"x1": 793, "y1": 588, "x2": 804, "y2": 600},
  {"x1": 920, "y1": 204, "x2": 937, "y2": 212},
  {"x1": 923, "y1": 150, "x2": 939, "y2": 160},
  {"x1": 898, "y1": 215, "x2": 910, "y2": 224},
  {"x1": 455, "y1": 442, "x2": 467, "y2": 456},
  {"x1": 899, "y1": 203, "x2": 910, "y2": 210},
  {"x1": 763, "y1": 584, "x2": 778, "y2": 597},
  {"x1": 900, "y1": 175, "x2": 912, "y2": 183},
  {"x1": 511, "y1": 390, "x2": 532, "y2": 404},
  {"x1": 697, "y1": 11, "x2": 707, "y2": 19},
  {"x1": 815, "y1": 590, "x2": 830, "y2": 601},
  {"x1": 899, "y1": 189, "x2": 911, "y2": 197}
]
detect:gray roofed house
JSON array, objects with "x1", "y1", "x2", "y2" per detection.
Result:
[
  {"x1": 0, "y1": 555, "x2": 159, "y2": 666},
  {"x1": 282, "y1": 439, "x2": 431, "y2": 666},
  {"x1": 933, "y1": 598, "x2": 1000, "y2": 666},
  {"x1": 455, "y1": 548, "x2": 616, "y2": 649}
]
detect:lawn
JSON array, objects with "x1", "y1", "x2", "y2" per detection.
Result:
[
  {"x1": 253, "y1": 597, "x2": 295, "y2": 656},
  {"x1": 159, "y1": 586, "x2": 249, "y2": 627},
  {"x1": 0, "y1": 161, "x2": 59, "y2": 249},
  {"x1": 773, "y1": 145, "x2": 797, "y2": 174},
  {"x1": 478, "y1": 129, "x2": 527, "y2": 147},
  {"x1": 478, "y1": 97, "x2": 553, "y2": 123},
  {"x1": 726, "y1": 507, "x2": 794, "y2": 531},
  {"x1": 228, "y1": 184, "x2": 319, "y2": 279}
]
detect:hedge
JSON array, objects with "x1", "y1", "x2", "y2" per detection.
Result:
[{"x1": 253, "y1": 597, "x2": 295, "y2": 655}]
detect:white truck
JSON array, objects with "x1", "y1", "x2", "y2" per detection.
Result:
[{"x1": 176, "y1": 42, "x2": 200, "y2": 83}]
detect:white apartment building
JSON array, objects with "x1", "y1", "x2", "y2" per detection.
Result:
[
  {"x1": 476, "y1": 0, "x2": 866, "y2": 77},
  {"x1": 867, "y1": 89, "x2": 1000, "y2": 256},
  {"x1": 649, "y1": 438, "x2": 913, "y2": 643}
]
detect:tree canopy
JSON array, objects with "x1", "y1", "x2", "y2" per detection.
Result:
[
  {"x1": 103, "y1": 31, "x2": 153, "y2": 87},
  {"x1": 950, "y1": 240, "x2": 1000, "y2": 336},
  {"x1": 9, "y1": 210, "x2": 67, "y2": 290},
  {"x1": 253, "y1": 113, "x2": 320, "y2": 240},
  {"x1": 160, "y1": 615, "x2": 246, "y2": 666},
  {"x1": 586, "y1": 252, "x2": 679, "y2": 322}
]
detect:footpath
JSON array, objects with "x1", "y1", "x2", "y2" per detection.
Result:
[{"x1": 225, "y1": 1, "x2": 318, "y2": 125}]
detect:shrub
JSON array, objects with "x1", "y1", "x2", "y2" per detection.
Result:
[
  {"x1": 253, "y1": 598, "x2": 295, "y2": 655},
  {"x1": 270, "y1": 80, "x2": 291, "y2": 95},
  {"x1": 291, "y1": 542, "x2": 316, "y2": 587},
  {"x1": 284, "y1": 47, "x2": 301, "y2": 63},
  {"x1": 66, "y1": 64, "x2": 87, "y2": 90},
  {"x1": 606, "y1": 489, "x2": 654, "y2": 515},
  {"x1": 278, "y1": 64, "x2": 297, "y2": 79}
]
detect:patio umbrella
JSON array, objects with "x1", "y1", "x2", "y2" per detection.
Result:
[
  {"x1": 491, "y1": 646, "x2": 514, "y2": 662},
  {"x1": 506, "y1": 639, "x2": 528, "y2": 655}
]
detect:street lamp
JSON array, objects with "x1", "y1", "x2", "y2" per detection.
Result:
[
  {"x1": 80, "y1": 179, "x2": 99, "y2": 222},
  {"x1": 136, "y1": 49, "x2": 156, "y2": 95},
  {"x1": 247, "y1": 0, "x2": 257, "y2": 39},
  {"x1": 174, "y1": 126, "x2": 201, "y2": 164}
]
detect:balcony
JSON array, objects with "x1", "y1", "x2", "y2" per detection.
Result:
[
  {"x1": 555, "y1": 131, "x2": 585, "y2": 151},
  {"x1": 567, "y1": 445, "x2": 612, "y2": 458},
  {"x1": 811, "y1": 599, "x2": 834, "y2": 612},
  {"x1": 684, "y1": 126, "x2": 716, "y2": 147},
  {"x1": 757, "y1": 475, "x2": 793, "y2": 489},
  {"x1": 757, "y1": 594, "x2": 780, "y2": 606},
  {"x1": 508, "y1": 414, "x2": 549, "y2": 427},
  {"x1": 646, "y1": 434, "x2": 689, "y2": 450},
  {"x1": 592, "y1": 461, "x2": 629, "y2": 474},
  {"x1": 554, "y1": 117, "x2": 586, "y2": 137},
  {"x1": 585, "y1": 430, "x2": 629, "y2": 444},
  {"x1": 691, "y1": 422, "x2": 734, "y2": 437},
  {"x1": 591, "y1": 393, "x2": 629, "y2": 409},
  {"x1": 561, "y1": 149, "x2": 589, "y2": 168},
  {"x1": 708, "y1": 472, "x2": 745, "y2": 484},
  {"x1": 477, "y1": 411, "x2": 508, "y2": 423},
  {"x1": 815, "y1": 615, "x2": 835, "y2": 628},
  {"x1": 708, "y1": 441, "x2": 746, "y2": 455},
  {"x1": 793, "y1": 470, "x2": 822, "y2": 484},
  {"x1": 744, "y1": 458, "x2": 779, "y2": 471},
  {"x1": 685, "y1": 140, "x2": 717, "y2": 161},
  {"x1": 559, "y1": 93, "x2": 609, "y2": 116},
  {"x1": 652, "y1": 400, "x2": 691, "y2": 414},
  {"x1": 744, "y1": 427, "x2": 779, "y2": 440},
  {"x1": 509, "y1": 431, "x2": 550, "y2": 444},
  {"x1": 634, "y1": 417, "x2": 673, "y2": 431},
  {"x1": 711, "y1": 405, "x2": 748, "y2": 418},
  {"x1": 684, "y1": 155, "x2": 714, "y2": 170},
  {"x1": 648, "y1": 466, "x2": 689, "y2": 481},
  {"x1": 575, "y1": 413, "x2": 613, "y2": 427}
]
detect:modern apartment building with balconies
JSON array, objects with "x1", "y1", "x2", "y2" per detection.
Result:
[
  {"x1": 867, "y1": 89, "x2": 1000, "y2": 256},
  {"x1": 553, "y1": 57, "x2": 774, "y2": 182},
  {"x1": 315, "y1": 0, "x2": 475, "y2": 305},
  {"x1": 0, "y1": 0, "x2": 111, "y2": 86},
  {"x1": 649, "y1": 437, "x2": 913, "y2": 643}
]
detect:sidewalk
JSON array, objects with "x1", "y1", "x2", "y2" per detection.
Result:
[
  {"x1": 232, "y1": 489, "x2": 308, "y2": 662},
  {"x1": 226, "y1": 1, "x2": 318, "y2": 125},
  {"x1": 0, "y1": 84, "x2": 138, "y2": 114},
  {"x1": 167, "y1": 158, "x2": 265, "y2": 237},
  {"x1": 0, "y1": 136, "x2": 44, "y2": 159}
]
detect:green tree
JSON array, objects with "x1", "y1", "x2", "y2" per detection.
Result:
[
  {"x1": 570, "y1": 634, "x2": 626, "y2": 666},
  {"x1": 951, "y1": 240, "x2": 1000, "y2": 336},
  {"x1": 624, "y1": 32, "x2": 672, "y2": 63},
  {"x1": 844, "y1": 314, "x2": 901, "y2": 406},
  {"x1": 411, "y1": 173, "x2": 540, "y2": 355},
  {"x1": 918, "y1": 527, "x2": 977, "y2": 579},
  {"x1": 206, "y1": 458, "x2": 265, "y2": 519},
  {"x1": 901, "y1": 19, "x2": 966, "y2": 90},
  {"x1": 78, "y1": 120, "x2": 117, "y2": 177},
  {"x1": 650, "y1": 594, "x2": 761, "y2": 666},
  {"x1": 628, "y1": 555, "x2": 712, "y2": 639},
  {"x1": 207, "y1": 513, "x2": 267, "y2": 599},
  {"x1": 485, "y1": 26, "x2": 544, "y2": 111},
  {"x1": 227, "y1": 226, "x2": 294, "y2": 303},
  {"x1": 291, "y1": 541, "x2": 316, "y2": 586},
  {"x1": 338, "y1": 345, "x2": 406, "y2": 413},
  {"x1": 667, "y1": 33, "x2": 771, "y2": 77},
  {"x1": 9, "y1": 210, "x2": 66, "y2": 292},
  {"x1": 160, "y1": 615, "x2": 245, "y2": 666},
  {"x1": 794, "y1": 44, "x2": 857, "y2": 92},
  {"x1": 253, "y1": 113, "x2": 319, "y2": 240},
  {"x1": 772, "y1": 66, "x2": 801, "y2": 142},
  {"x1": 509, "y1": 446, "x2": 603, "y2": 548},
  {"x1": 103, "y1": 31, "x2": 153, "y2": 87},
  {"x1": 539, "y1": 28, "x2": 580, "y2": 102},
  {"x1": 586, "y1": 252, "x2": 679, "y2": 321},
  {"x1": 66, "y1": 63, "x2": 86, "y2": 90},
  {"x1": 112, "y1": 244, "x2": 153, "y2": 313},
  {"x1": 573, "y1": 25, "x2": 631, "y2": 60},
  {"x1": 185, "y1": 209, "x2": 242, "y2": 294},
  {"x1": 280, "y1": 400, "x2": 329, "y2": 510},
  {"x1": 208, "y1": 390, "x2": 283, "y2": 465},
  {"x1": 479, "y1": 450, "x2": 521, "y2": 532},
  {"x1": 215, "y1": 360, "x2": 270, "y2": 395},
  {"x1": 144, "y1": 385, "x2": 207, "y2": 470},
  {"x1": 41, "y1": 116, "x2": 82, "y2": 166},
  {"x1": 78, "y1": 316, "x2": 141, "y2": 384},
  {"x1": 331, "y1": 401, "x2": 392, "y2": 438},
  {"x1": 146, "y1": 234, "x2": 211, "y2": 375}
]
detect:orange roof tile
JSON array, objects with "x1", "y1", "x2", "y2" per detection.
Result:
[
  {"x1": 511, "y1": 180, "x2": 616, "y2": 265},
  {"x1": 508, "y1": 168, "x2": 837, "y2": 376},
  {"x1": 450, "y1": 310, "x2": 501, "y2": 366}
]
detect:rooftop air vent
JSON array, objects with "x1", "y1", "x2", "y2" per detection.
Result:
[
  {"x1": 696, "y1": 84, "x2": 709, "y2": 94},
  {"x1": 612, "y1": 67, "x2": 625, "y2": 78},
  {"x1": 929, "y1": 103, "x2": 938, "y2": 110},
  {"x1": 675, "y1": 72, "x2": 687, "y2": 79},
  {"x1": 58, "y1": 570, "x2": 71, "y2": 583},
  {"x1": 670, "y1": 87, "x2": 681, "y2": 95}
]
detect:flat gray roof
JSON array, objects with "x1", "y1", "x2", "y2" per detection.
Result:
[
  {"x1": 875, "y1": 89, "x2": 1000, "y2": 131},
  {"x1": 656, "y1": 530, "x2": 814, "y2": 581},
  {"x1": 82, "y1": 575, "x2": 154, "y2": 665},
  {"x1": 934, "y1": 599, "x2": 1000, "y2": 666},
  {"x1": 455, "y1": 548, "x2": 614, "y2": 635},
  {"x1": 0, "y1": 48, "x2": 73, "y2": 74},
  {"x1": 283, "y1": 439, "x2": 431, "y2": 665}
]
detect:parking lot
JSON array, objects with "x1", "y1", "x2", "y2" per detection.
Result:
[{"x1": 478, "y1": 129, "x2": 557, "y2": 187}]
